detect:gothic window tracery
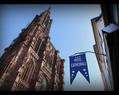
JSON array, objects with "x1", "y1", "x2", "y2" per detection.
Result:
[
  {"x1": 20, "y1": 55, "x2": 35, "y2": 83},
  {"x1": 45, "y1": 50, "x2": 53, "y2": 68},
  {"x1": 35, "y1": 74, "x2": 48, "y2": 91},
  {"x1": 56, "y1": 60, "x2": 61, "y2": 74}
]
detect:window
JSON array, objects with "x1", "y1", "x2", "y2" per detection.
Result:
[
  {"x1": 45, "y1": 51, "x2": 53, "y2": 67},
  {"x1": 46, "y1": 54, "x2": 52, "y2": 67}
]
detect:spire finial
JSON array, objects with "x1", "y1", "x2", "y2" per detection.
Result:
[{"x1": 48, "y1": 7, "x2": 51, "y2": 11}]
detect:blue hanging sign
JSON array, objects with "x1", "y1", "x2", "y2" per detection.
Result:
[{"x1": 69, "y1": 53, "x2": 90, "y2": 84}]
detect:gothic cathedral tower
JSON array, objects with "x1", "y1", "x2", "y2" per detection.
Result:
[{"x1": 0, "y1": 7, "x2": 64, "y2": 91}]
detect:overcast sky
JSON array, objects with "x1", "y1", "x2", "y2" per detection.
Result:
[{"x1": 0, "y1": 4, "x2": 104, "y2": 90}]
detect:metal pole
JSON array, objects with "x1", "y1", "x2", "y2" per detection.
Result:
[{"x1": 72, "y1": 51, "x2": 106, "y2": 56}]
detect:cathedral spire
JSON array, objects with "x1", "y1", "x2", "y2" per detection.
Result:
[
  {"x1": 46, "y1": 7, "x2": 51, "y2": 14},
  {"x1": 0, "y1": 7, "x2": 64, "y2": 91},
  {"x1": 39, "y1": 7, "x2": 51, "y2": 18},
  {"x1": 48, "y1": 7, "x2": 51, "y2": 11}
]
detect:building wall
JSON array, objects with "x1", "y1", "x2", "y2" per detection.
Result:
[
  {"x1": 91, "y1": 15, "x2": 113, "y2": 90},
  {"x1": 101, "y1": 4, "x2": 119, "y2": 26},
  {"x1": 101, "y1": 4, "x2": 119, "y2": 90}
]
